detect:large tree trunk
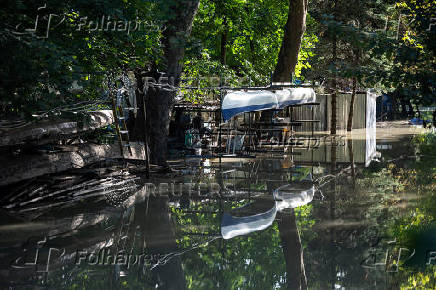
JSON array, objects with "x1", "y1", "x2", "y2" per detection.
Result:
[
  {"x1": 346, "y1": 77, "x2": 357, "y2": 131},
  {"x1": 272, "y1": 0, "x2": 308, "y2": 82},
  {"x1": 330, "y1": 33, "x2": 337, "y2": 135},
  {"x1": 277, "y1": 210, "x2": 308, "y2": 290},
  {"x1": 347, "y1": 48, "x2": 359, "y2": 131},
  {"x1": 271, "y1": 5, "x2": 309, "y2": 284},
  {"x1": 132, "y1": 0, "x2": 199, "y2": 167},
  {"x1": 136, "y1": 197, "x2": 187, "y2": 289},
  {"x1": 330, "y1": 0, "x2": 338, "y2": 135}
]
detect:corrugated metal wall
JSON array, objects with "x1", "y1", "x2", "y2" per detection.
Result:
[{"x1": 290, "y1": 93, "x2": 369, "y2": 132}]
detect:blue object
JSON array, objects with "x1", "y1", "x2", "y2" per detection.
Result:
[{"x1": 409, "y1": 118, "x2": 424, "y2": 125}]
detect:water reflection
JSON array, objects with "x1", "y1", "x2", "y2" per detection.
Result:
[
  {"x1": 0, "y1": 133, "x2": 434, "y2": 288},
  {"x1": 221, "y1": 166, "x2": 315, "y2": 240}
]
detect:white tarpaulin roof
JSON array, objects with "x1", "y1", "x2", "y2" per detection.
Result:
[{"x1": 221, "y1": 88, "x2": 316, "y2": 122}]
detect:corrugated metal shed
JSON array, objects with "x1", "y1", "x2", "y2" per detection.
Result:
[{"x1": 290, "y1": 91, "x2": 378, "y2": 132}]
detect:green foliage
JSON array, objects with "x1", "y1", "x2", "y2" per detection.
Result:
[
  {"x1": 181, "y1": 51, "x2": 239, "y2": 102},
  {"x1": 411, "y1": 133, "x2": 436, "y2": 185},
  {"x1": 2, "y1": 0, "x2": 434, "y2": 120},
  {"x1": 307, "y1": 0, "x2": 435, "y2": 108},
  {"x1": 0, "y1": 0, "x2": 162, "y2": 119},
  {"x1": 188, "y1": 0, "x2": 318, "y2": 85},
  {"x1": 358, "y1": 167, "x2": 405, "y2": 193}
]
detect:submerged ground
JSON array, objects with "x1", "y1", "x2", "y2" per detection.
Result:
[{"x1": 0, "y1": 125, "x2": 435, "y2": 289}]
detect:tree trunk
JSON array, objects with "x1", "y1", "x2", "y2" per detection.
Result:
[
  {"x1": 329, "y1": 0, "x2": 338, "y2": 135},
  {"x1": 140, "y1": 197, "x2": 187, "y2": 289},
  {"x1": 145, "y1": 86, "x2": 175, "y2": 166},
  {"x1": 346, "y1": 77, "x2": 357, "y2": 131},
  {"x1": 132, "y1": 0, "x2": 199, "y2": 167},
  {"x1": 330, "y1": 33, "x2": 337, "y2": 135},
  {"x1": 348, "y1": 138, "x2": 356, "y2": 189},
  {"x1": 277, "y1": 210, "x2": 308, "y2": 290},
  {"x1": 272, "y1": 0, "x2": 308, "y2": 82}
]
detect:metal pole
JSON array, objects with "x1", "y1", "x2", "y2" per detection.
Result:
[
  {"x1": 142, "y1": 92, "x2": 150, "y2": 179},
  {"x1": 111, "y1": 97, "x2": 125, "y2": 159},
  {"x1": 249, "y1": 112, "x2": 252, "y2": 153}
]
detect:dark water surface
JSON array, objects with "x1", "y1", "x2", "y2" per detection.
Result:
[{"x1": 1, "y1": 130, "x2": 435, "y2": 289}]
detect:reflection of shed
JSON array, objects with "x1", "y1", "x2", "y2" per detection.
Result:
[{"x1": 293, "y1": 129, "x2": 377, "y2": 167}]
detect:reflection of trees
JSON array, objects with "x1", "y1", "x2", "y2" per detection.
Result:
[
  {"x1": 175, "y1": 190, "x2": 287, "y2": 289},
  {"x1": 329, "y1": 143, "x2": 337, "y2": 289},
  {"x1": 138, "y1": 197, "x2": 187, "y2": 290},
  {"x1": 180, "y1": 224, "x2": 286, "y2": 289},
  {"x1": 0, "y1": 191, "x2": 190, "y2": 289},
  {"x1": 176, "y1": 158, "x2": 306, "y2": 289},
  {"x1": 277, "y1": 210, "x2": 307, "y2": 289},
  {"x1": 303, "y1": 143, "x2": 383, "y2": 288},
  {"x1": 301, "y1": 138, "x2": 436, "y2": 288},
  {"x1": 265, "y1": 167, "x2": 308, "y2": 290}
]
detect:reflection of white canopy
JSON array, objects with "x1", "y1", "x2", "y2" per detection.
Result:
[
  {"x1": 221, "y1": 88, "x2": 316, "y2": 122},
  {"x1": 221, "y1": 205, "x2": 277, "y2": 239},
  {"x1": 221, "y1": 183, "x2": 315, "y2": 239},
  {"x1": 274, "y1": 185, "x2": 315, "y2": 212}
]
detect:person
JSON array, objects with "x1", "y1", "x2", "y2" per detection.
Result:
[
  {"x1": 192, "y1": 112, "x2": 204, "y2": 130},
  {"x1": 193, "y1": 112, "x2": 212, "y2": 138}
]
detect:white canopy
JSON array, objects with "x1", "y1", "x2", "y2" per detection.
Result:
[
  {"x1": 275, "y1": 88, "x2": 316, "y2": 109},
  {"x1": 221, "y1": 88, "x2": 316, "y2": 122}
]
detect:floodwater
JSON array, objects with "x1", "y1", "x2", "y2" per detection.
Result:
[{"x1": 0, "y1": 126, "x2": 435, "y2": 289}]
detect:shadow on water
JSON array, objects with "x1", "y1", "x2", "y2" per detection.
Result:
[{"x1": 0, "y1": 131, "x2": 434, "y2": 289}]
